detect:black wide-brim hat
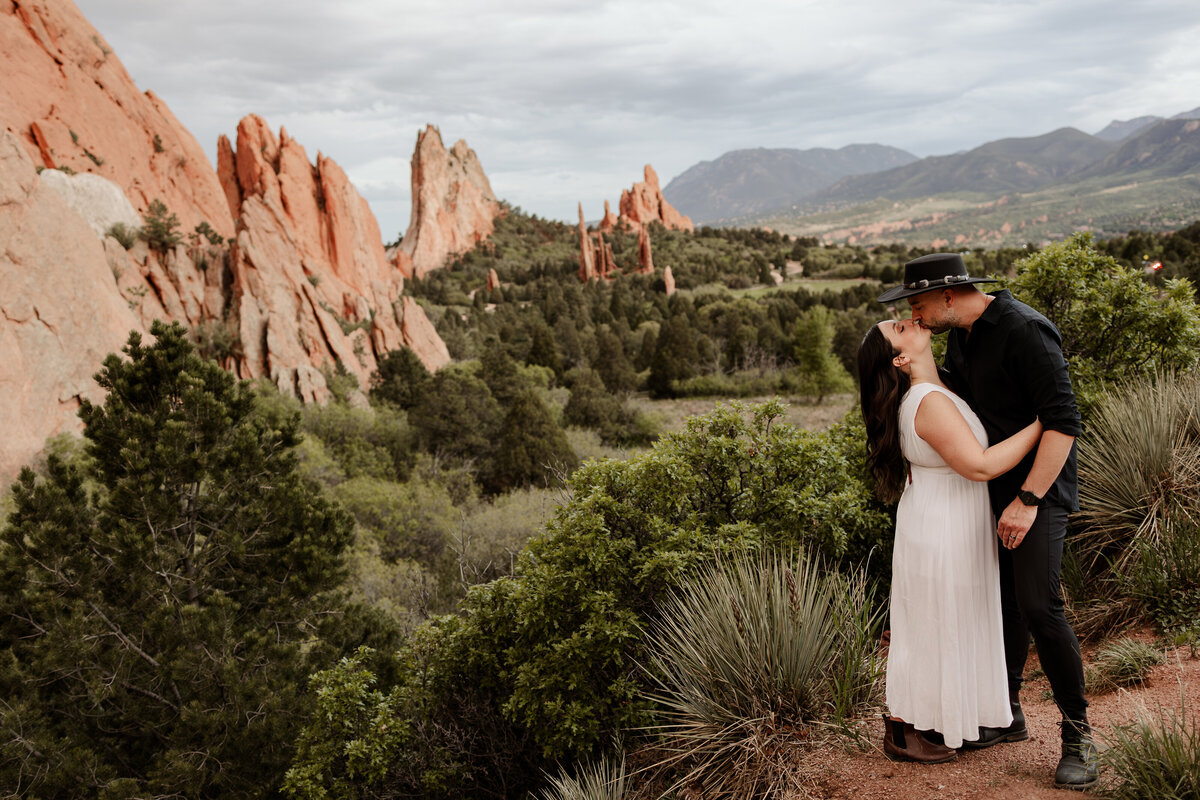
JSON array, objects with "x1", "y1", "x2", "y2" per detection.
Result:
[{"x1": 877, "y1": 252, "x2": 998, "y2": 303}]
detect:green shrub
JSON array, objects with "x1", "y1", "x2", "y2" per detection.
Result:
[
  {"x1": 105, "y1": 221, "x2": 139, "y2": 250},
  {"x1": 640, "y1": 551, "x2": 883, "y2": 797},
  {"x1": 1006, "y1": 232, "x2": 1200, "y2": 416},
  {"x1": 1100, "y1": 702, "x2": 1200, "y2": 800},
  {"x1": 1084, "y1": 639, "x2": 1165, "y2": 694},
  {"x1": 140, "y1": 198, "x2": 182, "y2": 251},
  {"x1": 301, "y1": 401, "x2": 416, "y2": 484},
  {"x1": 284, "y1": 402, "x2": 890, "y2": 797}
]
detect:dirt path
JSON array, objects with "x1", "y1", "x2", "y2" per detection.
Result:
[{"x1": 810, "y1": 632, "x2": 1200, "y2": 799}]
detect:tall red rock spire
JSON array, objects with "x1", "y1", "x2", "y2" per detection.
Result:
[{"x1": 397, "y1": 125, "x2": 501, "y2": 279}]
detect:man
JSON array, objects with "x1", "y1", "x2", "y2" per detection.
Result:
[{"x1": 877, "y1": 252, "x2": 1098, "y2": 790}]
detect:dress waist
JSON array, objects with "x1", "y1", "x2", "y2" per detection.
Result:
[{"x1": 910, "y1": 463, "x2": 957, "y2": 477}]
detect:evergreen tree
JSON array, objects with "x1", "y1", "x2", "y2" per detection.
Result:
[
  {"x1": 792, "y1": 305, "x2": 853, "y2": 403},
  {"x1": 482, "y1": 390, "x2": 577, "y2": 493},
  {"x1": 0, "y1": 321, "x2": 355, "y2": 798},
  {"x1": 526, "y1": 319, "x2": 562, "y2": 376},
  {"x1": 593, "y1": 328, "x2": 637, "y2": 393},
  {"x1": 369, "y1": 346, "x2": 431, "y2": 410},
  {"x1": 647, "y1": 314, "x2": 699, "y2": 398},
  {"x1": 408, "y1": 365, "x2": 503, "y2": 464}
]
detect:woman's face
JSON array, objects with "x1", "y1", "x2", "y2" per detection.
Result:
[{"x1": 878, "y1": 318, "x2": 930, "y2": 357}]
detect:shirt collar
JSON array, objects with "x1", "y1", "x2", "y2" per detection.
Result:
[{"x1": 976, "y1": 289, "x2": 1013, "y2": 328}]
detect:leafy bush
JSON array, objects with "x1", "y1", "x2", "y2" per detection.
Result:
[
  {"x1": 284, "y1": 402, "x2": 890, "y2": 797},
  {"x1": 640, "y1": 551, "x2": 883, "y2": 797},
  {"x1": 1100, "y1": 702, "x2": 1200, "y2": 800},
  {"x1": 1006, "y1": 232, "x2": 1200, "y2": 416}
]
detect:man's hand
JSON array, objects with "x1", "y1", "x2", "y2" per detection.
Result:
[{"x1": 998, "y1": 498, "x2": 1037, "y2": 549}]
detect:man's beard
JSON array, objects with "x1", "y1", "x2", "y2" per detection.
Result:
[{"x1": 920, "y1": 321, "x2": 953, "y2": 334}]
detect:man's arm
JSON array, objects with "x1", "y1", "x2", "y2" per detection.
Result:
[{"x1": 997, "y1": 429, "x2": 1074, "y2": 548}]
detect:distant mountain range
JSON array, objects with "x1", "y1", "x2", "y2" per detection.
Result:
[
  {"x1": 661, "y1": 144, "x2": 918, "y2": 223},
  {"x1": 664, "y1": 106, "x2": 1200, "y2": 247}
]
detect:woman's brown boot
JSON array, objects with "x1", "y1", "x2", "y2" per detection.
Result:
[{"x1": 882, "y1": 714, "x2": 957, "y2": 763}]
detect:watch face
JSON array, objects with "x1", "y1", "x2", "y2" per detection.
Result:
[{"x1": 1018, "y1": 490, "x2": 1041, "y2": 506}]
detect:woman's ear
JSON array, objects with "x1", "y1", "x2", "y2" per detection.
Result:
[{"x1": 892, "y1": 353, "x2": 909, "y2": 369}]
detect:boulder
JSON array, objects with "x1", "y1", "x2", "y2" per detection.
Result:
[
  {"x1": 37, "y1": 169, "x2": 140, "y2": 237},
  {"x1": 0, "y1": 131, "x2": 143, "y2": 482}
]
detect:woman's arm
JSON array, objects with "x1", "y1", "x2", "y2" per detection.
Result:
[{"x1": 914, "y1": 390, "x2": 1042, "y2": 482}]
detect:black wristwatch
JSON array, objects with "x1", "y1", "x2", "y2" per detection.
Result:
[{"x1": 1016, "y1": 489, "x2": 1043, "y2": 507}]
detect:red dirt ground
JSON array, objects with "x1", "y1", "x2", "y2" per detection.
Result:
[{"x1": 809, "y1": 631, "x2": 1200, "y2": 800}]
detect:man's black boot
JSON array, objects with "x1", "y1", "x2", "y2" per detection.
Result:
[
  {"x1": 1054, "y1": 718, "x2": 1099, "y2": 790},
  {"x1": 962, "y1": 696, "x2": 1028, "y2": 749}
]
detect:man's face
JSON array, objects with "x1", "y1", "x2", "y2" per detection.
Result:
[{"x1": 907, "y1": 290, "x2": 952, "y2": 333}]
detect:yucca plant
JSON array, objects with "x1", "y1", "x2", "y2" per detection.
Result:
[
  {"x1": 537, "y1": 751, "x2": 628, "y2": 800},
  {"x1": 1072, "y1": 371, "x2": 1200, "y2": 633},
  {"x1": 1084, "y1": 638, "x2": 1164, "y2": 694},
  {"x1": 1100, "y1": 699, "x2": 1200, "y2": 799},
  {"x1": 1075, "y1": 371, "x2": 1199, "y2": 572},
  {"x1": 638, "y1": 550, "x2": 883, "y2": 797}
]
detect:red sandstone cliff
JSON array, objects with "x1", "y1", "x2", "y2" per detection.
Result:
[
  {"x1": 1, "y1": 0, "x2": 234, "y2": 240},
  {"x1": 396, "y1": 125, "x2": 501, "y2": 279},
  {"x1": 217, "y1": 115, "x2": 450, "y2": 401},
  {"x1": 0, "y1": 0, "x2": 454, "y2": 481}
]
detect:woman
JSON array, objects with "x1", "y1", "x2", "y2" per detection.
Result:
[{"x1": 857, "y1": 319, "x2": 1042, "y2": 762}]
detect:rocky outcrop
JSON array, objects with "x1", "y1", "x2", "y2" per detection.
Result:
[
  {"x1": 637, "y1": 226, "x2": 654, "y2": 274},
  {"x1": 578, "y1": 203, "x2": 597, "y2": 281},
  {"x1": 1, "y1": 0, "x2": 455, "y2": 480},
  {"x1": 397, "y1": 125, "x2": 501, "y2": 279},
  {"x1": 486, "y1": 268, "x2": 500, "y2": 293},
  {"x1": 218, "y1": 115, "x2": 449, "y2": 400},
  {"x1": 0, "y1": 131, "x2": 142, "y2": 481},
  {"x1": 597, "y1": 199, "x2": 619, "y2": 231},
  {"x1": 617, "y1": 165, "x2": 693, "y2": 232},
  {"x1": 2, "y1": 0, "x2": 234, "y2": 241},
  {"x1": 663, "y1": 264, "x2": 676, "y2": 296}
]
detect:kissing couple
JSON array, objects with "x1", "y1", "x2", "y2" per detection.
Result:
[{"x1": 857, "y1": 253, "x2": 1098, "y2": 789}]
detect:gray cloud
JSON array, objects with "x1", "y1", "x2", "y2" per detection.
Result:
[{"x1": 75, "y1": 0, "x2": 1200, "y2": 236}]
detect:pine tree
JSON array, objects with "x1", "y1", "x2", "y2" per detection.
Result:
[
  {"x1": 792, "y1": 305, "x2": 853, "y2": 404},
  {"x1": 482, "y1": 389, "x2": 577, "y2": 493},
  {"x1": 0, "y1": 321, "x2": 355, "y2": 798}
]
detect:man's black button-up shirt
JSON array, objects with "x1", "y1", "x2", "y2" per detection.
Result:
[{"x1": 944, "y1": 290, "x2": 1082, "y2": 513}]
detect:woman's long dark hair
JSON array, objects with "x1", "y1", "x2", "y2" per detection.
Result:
[{"x1": 857, "y1": 324, "x2": 910, "y2": 503}]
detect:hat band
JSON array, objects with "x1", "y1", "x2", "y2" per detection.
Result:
[{"x1": 904, "y1": 274, "x2": 973, "y2": 290}]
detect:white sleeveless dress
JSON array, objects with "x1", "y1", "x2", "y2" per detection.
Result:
[{"x1": 885, "y1": 382, "x2": 1012, "y2": 748}]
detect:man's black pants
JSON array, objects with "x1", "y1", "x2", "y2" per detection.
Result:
[{"x1": 996, "y1": 504, "x2": 1088, "y2": 721}]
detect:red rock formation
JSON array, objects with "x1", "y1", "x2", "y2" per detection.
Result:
[
  {"x1": 598, "y1": 200, "x2": 619, "y2": 232},
  {"x1": 637, "y1": 226, "x2": 654, "y2": 274},
  {"x1": 218, "y1": 115, "x2": 450, "y2": 399},
  {"x1": 486, "y1": 268, "x2": 500, "y2": 292},
  {"x1": 578, "y1": 203, "x2": 597, "y2": 282},
  {"x1": 617, "y1": 165, "x2": 693, "y2": 232},
  {"x1": 1, "y1": 0, "x2": 234, "y2": 240},
  {"x1": 0, "y1": 131, "x2": 142, "y2": 482},
  {"x1": 663, "y1": 264, "x2": 676, "y2": 296},
  {"x1": 595, "y1": 232, "x2": 617, "y2": 279},
  {"x1": 398, "y1": 125, "x2": 500, "y2": 278}
]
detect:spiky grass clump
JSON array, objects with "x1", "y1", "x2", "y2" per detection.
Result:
[
  {"x1": 537, "y1": 752, "x2": 628, "y2": 800},
  {"x1": 639, "y1": 550, "x2": 884, "y2": 798},
  {"x1": 1101, "y1": 701, "x2": 1200, "y2": 800},
  {"x1": 1072, "y1": 371, "x2": 1200, "y2": 634},
  {"x1": 1084, "y1": 639, "x2": 1164, "y2": 694}
]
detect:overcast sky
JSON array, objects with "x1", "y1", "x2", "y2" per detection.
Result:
[{"x1": 74, "y1": 0, "x2": 1200, "y2": 238}]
